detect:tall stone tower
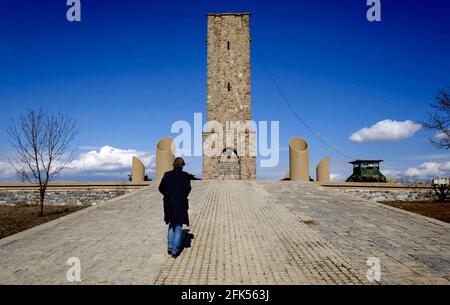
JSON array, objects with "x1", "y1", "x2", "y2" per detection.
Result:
[{"x1": 202, "y1": 13, "x2": 256, "y2": 180}]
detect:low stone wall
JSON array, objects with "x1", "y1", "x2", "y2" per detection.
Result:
[
  {"x1": 0, "y1": 189, "x2": 134, "y2": 206},
  {"x1": 319, "y1": 182, "x2": 436, "y2": 202},
  {"x1": 338, "y1": 189, "x2": 436, "y2": 202},
  {"x1": 0, "y1": 182, "x2": 151, "y2": 206}
]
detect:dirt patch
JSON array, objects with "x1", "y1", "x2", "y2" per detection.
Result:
[
  {"x1": 382, "y1": 201, "x2": 450, "y2": 223},
  {"x1": 0, "y1": 205, "x2": 89, "y2": 240}
]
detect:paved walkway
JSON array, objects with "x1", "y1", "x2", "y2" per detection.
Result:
[
  {"x1": 0, "y1": 182, "x2": 208, "y2": 284},
  {"x1": 156, "y1": 181, "x2": 366, "y2": 284},
  {"x1": 0, "y1": 181, "x2": 449, "y2": 284},
  {"x1": 260, "y1": 181, "x2": 450, "y2": 284}
]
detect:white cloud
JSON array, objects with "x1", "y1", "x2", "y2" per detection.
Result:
[
  {"x1": 435, "y1": 131, "x2": 449, "y2": 140},
  {"x1": 403, "y1": 161, "x2": 450, "y2": 179},
  {"x1": 349, "y1": 119, "x2": 422, "y2": 143},
  {"x1": 0, "y1": 146, "x2": 155, "y2": 180},
  {"x1": 403, "y1": 162, "x2": 440, "y2": 178},
  {"x1": 330, "y1": 173, "x2": 341, "y2": 181},
  {"x1": 381, "y1": 169, "x2": 400, "y2": 178},
  {"x1": 0, "y1": 161, "x2": 16, "y2": 179},
  {"x1": 66, "y1": 145, "x2": 155, "y2": 174}
]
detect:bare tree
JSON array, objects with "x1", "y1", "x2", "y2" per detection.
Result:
[
  {"x1": 432, "y1": 183, "x2": 450, "y2": 202},
  {"x1": 7, "y1": 110, "x2": 78, "y2": 216},
  {"x1": 423, "y1": 87, "x2": 450, "y2": 149}
]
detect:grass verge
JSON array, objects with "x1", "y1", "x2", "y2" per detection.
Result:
[
  {"x1": 0, "y1": 204, "x2": 89, "y2": 240},
  {"x1": 382, "y1": 201, "x2": 450, "y2": 223}
]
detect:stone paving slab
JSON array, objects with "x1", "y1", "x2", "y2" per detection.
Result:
[
  {"x1": 259, "y1": 181, "x2": 450, "y2": 284},
  {"x1": 0, "y1": 182, "x2": 208, "y2": 284},
  {"x1": 155, "y1": 181, "x2": 367, "y2": 284},
  {"x1": 0, "y1": 180, "x2": 449, "y2": 285}
]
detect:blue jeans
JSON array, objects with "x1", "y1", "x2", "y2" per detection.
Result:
[{"x1": 167, "y1": 224, "x2": 183, "y2": 255}]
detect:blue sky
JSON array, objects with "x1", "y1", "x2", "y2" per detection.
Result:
[{"x1": 0, "y1": 0, "x2": 449, "y2": 181}]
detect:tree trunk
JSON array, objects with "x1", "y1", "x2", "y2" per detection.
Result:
[{"x1": 38, "y1": 189, "x2": 45, "y2": 217}]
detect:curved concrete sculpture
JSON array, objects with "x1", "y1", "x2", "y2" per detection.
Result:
[
  {"x1": 289, "y1": 137, "x2": 310, "y2": 182},
  {"x1": 156, "y1": 137, "x2": 175, "y2": 180},
  {"x1": 131, "y1": 156, "x2": 145, "y2": 183},
  {"x1": 316, "y1": 156, "x2": 330, "y2": 182}
]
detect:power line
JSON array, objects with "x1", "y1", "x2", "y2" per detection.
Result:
[{"x1": 253, "y1": 43, "x2": 356, "y2": 160}]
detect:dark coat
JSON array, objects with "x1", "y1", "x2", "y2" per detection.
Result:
[{"x1": 158, "y1": 168, "x2": 192, "y2": 226}]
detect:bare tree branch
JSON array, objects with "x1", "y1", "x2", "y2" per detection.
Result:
[
  {"x1": 7, "y1": 109, "x2": 78, "y2": 216},
  {"x1": 422, "y1": 87, "x2": 450, "y2": 150}
]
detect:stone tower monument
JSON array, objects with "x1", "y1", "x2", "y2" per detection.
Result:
[{"x1": 202, "y1": 13, "x2": 256, "y2": 180}]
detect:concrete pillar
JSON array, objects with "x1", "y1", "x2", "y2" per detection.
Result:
[
  {"x1": 131, "y1": 156, "x2": 145, "y2": 183},
  {"x1": 156, "y1": 137, "x2": 175, "y2": 181},
  {"x1": 289, "y1": 137, "x2": 310, "y2": 182},
  {"x1": 316, "y1": 156, "x2": 330, "y2": 182}
]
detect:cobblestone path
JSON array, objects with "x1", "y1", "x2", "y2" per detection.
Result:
[
  {"x1": 155, "y1": 181, "x2": 368, "y2": 284},
  {"x1": 1, "y1": 180, "x2": 449, "y2": 284},
  {"x1": 0, "y1": 182, "x2": 208, "y2": 284},
  {"x1": 260, "y1": 181, "x2": 450, "y2": 284}
]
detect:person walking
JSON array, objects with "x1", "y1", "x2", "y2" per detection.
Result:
[{"x1": 158, "y1": 157, "x2": 192, "y2": 258}]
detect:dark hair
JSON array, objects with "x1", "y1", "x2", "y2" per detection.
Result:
[{"x1": 173, "y1": 157, "x2": 185, "y2": 169}]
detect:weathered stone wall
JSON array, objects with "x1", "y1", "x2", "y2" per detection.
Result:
[
  {"x1": 206, "y1": 13, "x2": 251, "y2": 123},
  {"x1": 319, "y1": 182, "x2": 436, "y2": 202},
  {"x1": 203, "y1": 13, "x2": 256, "y2": 180},
  {"x1": 337, "y1": 189, "x2": 436, "y2": 202},
  {"x1": 0, "y1": 189, "x2": 134, "y2": 206},
  {"x1": 0, "y1": 182, "x2": 149, "y2": 206}
]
